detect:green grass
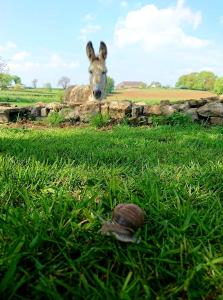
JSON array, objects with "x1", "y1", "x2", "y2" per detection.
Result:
[
  {"x1": 0, "y1": 88, "x2": 64, "y2": 106},
  {"x1": 0, "y1": 124, "x2": 223, "y2": 299}
]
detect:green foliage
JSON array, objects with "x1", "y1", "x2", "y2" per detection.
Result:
[
  {"x1": 167, "y1": 112, "x2": 193, "y2": 126},
  {"x1": 151, "y1": 115, "x2": 167, "y2": 126},
  {"x1": 12, "y1": 75, "x2": 22, "y2": 85},
  {"x1": 214, "y1": 77, "x2": 223, "y2": 95},
  {"x1": 0, "y1": 73, "x2": 14, "y2": 89},
  {"x1": 139, "y1": 82, "x2": 147, "y2": 89},
  {"x1": 176, "y1": 71, "x2": 217, "y2": 91},
  {"x1": 13, "y1": 84, "x2": 24, "y2": 91},
  {"x1": 105, "y1": 76, "x2": 115, "y2": 95},
  {"x1": 89, "y1": 112, "x2": 110, "y2": 128},
  {"x1": 0, "y1": 125, "x2": 223, "y2": 299},
  {"x1": 46, "y1": 111, "x2": 65, "y2": 126},
  {"x1": 0, "y1": 73, "x2": 22, "y2": 89}
]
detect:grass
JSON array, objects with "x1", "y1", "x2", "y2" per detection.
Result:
[
  {"x1": 0, "y1": 88, "x2": 64, "y2": 106},
  {"x1": 0, "y1": 124, "x2": 223, "y2": 299}
]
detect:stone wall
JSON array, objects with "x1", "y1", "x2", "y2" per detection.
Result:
[{"x1": 1, "y1": 95, "x2": 223, "y2": 125}]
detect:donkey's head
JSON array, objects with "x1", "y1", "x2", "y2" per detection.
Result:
[{"x1": 86, "y1": 41, "x2": 107, "y2": 101}]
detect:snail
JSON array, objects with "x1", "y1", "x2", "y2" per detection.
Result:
[{"x1": 100, "y1": 203, "x2": 145, "y2": 243}]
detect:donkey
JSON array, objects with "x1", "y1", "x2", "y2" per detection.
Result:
[
  {"x1": 64, "y1": 41, "x2": 108, "y2": 104},
  {"x1": 86, "y1": 41, "x2": 107, "y2": 101}
]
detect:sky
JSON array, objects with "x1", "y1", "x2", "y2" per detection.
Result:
[{"x1": 0, "y1": 0, "x2": 223, "y2": 87}]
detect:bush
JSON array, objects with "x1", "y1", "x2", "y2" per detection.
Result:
[
  {"x1": 105, "y1": 76, "x2": 115, "y2": 95},
  {"x1": 152, "y1": 115, "x2": 167, "y2": 126},
  {"x1": 47, "y1": 112, "x2": 65, "y2": 126},
  {"x1": 89, "y1": 113, "x2": 110, "y2": 128},
  {"x1": 13, "y1": 84, "x2": 24, "y2": 91},
  {"x1": 214, "y1": 77, "x2": 223, "y2": 95},
  {"x1": 166, "y1": 112, "x2": 192, "y2": 126}
]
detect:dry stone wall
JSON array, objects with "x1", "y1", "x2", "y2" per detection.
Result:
[{"x1": 1, "y1": 95, "x2": 223, "y2": 126}]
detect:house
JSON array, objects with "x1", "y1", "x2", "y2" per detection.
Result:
[{"x1": 116, "y1": 81, "x2": 146, "y2": 89}]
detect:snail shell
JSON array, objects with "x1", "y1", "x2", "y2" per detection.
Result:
[{"x1": 100, "y1": 203, "x2": 144, "y2": 243}]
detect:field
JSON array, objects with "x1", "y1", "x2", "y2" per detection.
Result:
[
  {"x1": 0, "y1": 88, "x2": 63, "y2": 106},
  {"x1": 1, "y1": 124, "x2": 223, "y2": 299},
  {"x1": 0, "y1": 87, "x2": 216, "y2": 107},
  {"x1": 107, "y1": 88, "x2": 216, "y2": 104}
]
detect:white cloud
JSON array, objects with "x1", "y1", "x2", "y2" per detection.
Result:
[
  {"x1": 48, "y1": 54, "x2": 79, "y2": 68},
  {"x1": 0, "y1": 41, "x2": 17, "y2": 53},
  {"x1": 12, "y1": 51, "x2": 30, "y2": 61},
  {"x1": 114, "y1": 0, "x2": 208, "y2": 52},
  {"x1": 79, "y1": 24, "x2": 101, "y2": 41}
]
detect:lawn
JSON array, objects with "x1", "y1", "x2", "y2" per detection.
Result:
[{"x1": 0, "y1": 124, "x2": 223, "y2": 299}]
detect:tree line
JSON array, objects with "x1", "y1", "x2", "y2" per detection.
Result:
[{"x1": 175, "y1": 71, "x2": 223, "y2": 94}]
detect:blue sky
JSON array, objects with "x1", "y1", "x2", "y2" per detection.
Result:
[{"x1": 0, "y1": 0, "x2": 223, "y2": 87}]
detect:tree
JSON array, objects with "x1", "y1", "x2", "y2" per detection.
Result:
[
  {"x1": 0, "y1": 73, "x2": 14, "y2": 89},
  {"x1": 105, "y1": 76, "x2": 115, "y2": 95},
  {"x1": 12, "y1": 75, "x2": 22, "y2": 85},
  {"x1": 214, "y1": 77, "x2": 223, "y2": 95},
  {"x1": 44, "y1": 82, "x2": 52, "y2": 91},
  {"x1": 58, "y1": 76, "x2": 70, "y2": 89},
  {"x1": 32, "y1": 78, "x2": 38, "y2": 88},
  {"x1": 176, "y1": 71, "x2": 217, "y2": 91},
  {"x1": 194, "y1": 71, "x2": 217, "y2": 91},
  {"x1": 175, "y1": 73, "x2": 198, "y2": 89}
]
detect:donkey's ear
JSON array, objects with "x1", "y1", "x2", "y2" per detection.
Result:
[
  {"x1": 99, "y1": 41, "x2": 107, "y2": 61},
  {"x1": 86, "y1": 41, "x2": 96, "y2": 61}
]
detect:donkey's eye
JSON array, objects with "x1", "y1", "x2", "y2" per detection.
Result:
[{"x1": 89, "y1": 70, "x2": 93, "y2": 74}]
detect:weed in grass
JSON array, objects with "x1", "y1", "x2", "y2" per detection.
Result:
[
  {"x1": 46, "y1": 111, "x2": 65, "y2": 126},
  {"x1": 167, "y1": 112, "x2": 193, "y2": 126},
  {"x1": 89, "y1": 113, "x2": 110, "y2": 128}
]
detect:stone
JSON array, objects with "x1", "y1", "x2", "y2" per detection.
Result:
[
  {"x1": 30, "y1": 107, "x2": 41, "y2": 118},
  {"x1": 184, "y1": 108, "x2": 199, "y2": 121},
  {"x1": 210, "y1": 117, "x2": 223, "y2": 125},
  {"x1": 128, "y1": 116, "x2": 148, "y2": 126},
  {"x1": 0, "y1": 106, "x2": 30, "y2": 122},
  {"x1": 46, "y1": 103, "x2": 67, "y2": 112},
  {"x1": 161, "y1": 105, "x2": 176, "y2": 116},
  {"x1": 108, "y1": 101, "x2": 132, "y2": 119},
  {"x1": 197, "y1": 102, "x2": 223, "y2": 118},
  {"x1": 78, "y1": 102, "x2": 101, "y2": 122},
  {"x1": 59, "y1": 108, "x2": 80, "y2": 123},
  {"x1": 172, "y1": 101, "x2": 189, "y2": 112},
  {"x1": 143, "y1": 104, "x2": 162, "y2": 116},
  {"x1": 132, "y1": 105, "x2": 143, "y2": 117},
  {"x1": 188, "y1": 100, "x2": 199, "y2": 108},
  {"x1": 0, "y1": 113, "x2": 9, "y2": 123},
  {"x1": 100, "y1": 103, "x2": 109, "y2": 115},
  {"x1": 40, "y1": 107, "x2": 50, "y2": 117},
  {"x1": 205, "y1": 96, "x2": 219, "y2": 102}
]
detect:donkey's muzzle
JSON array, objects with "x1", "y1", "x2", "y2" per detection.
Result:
[{"x1": 93, "y1": 90, "x2": 102, "y2": 100}]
